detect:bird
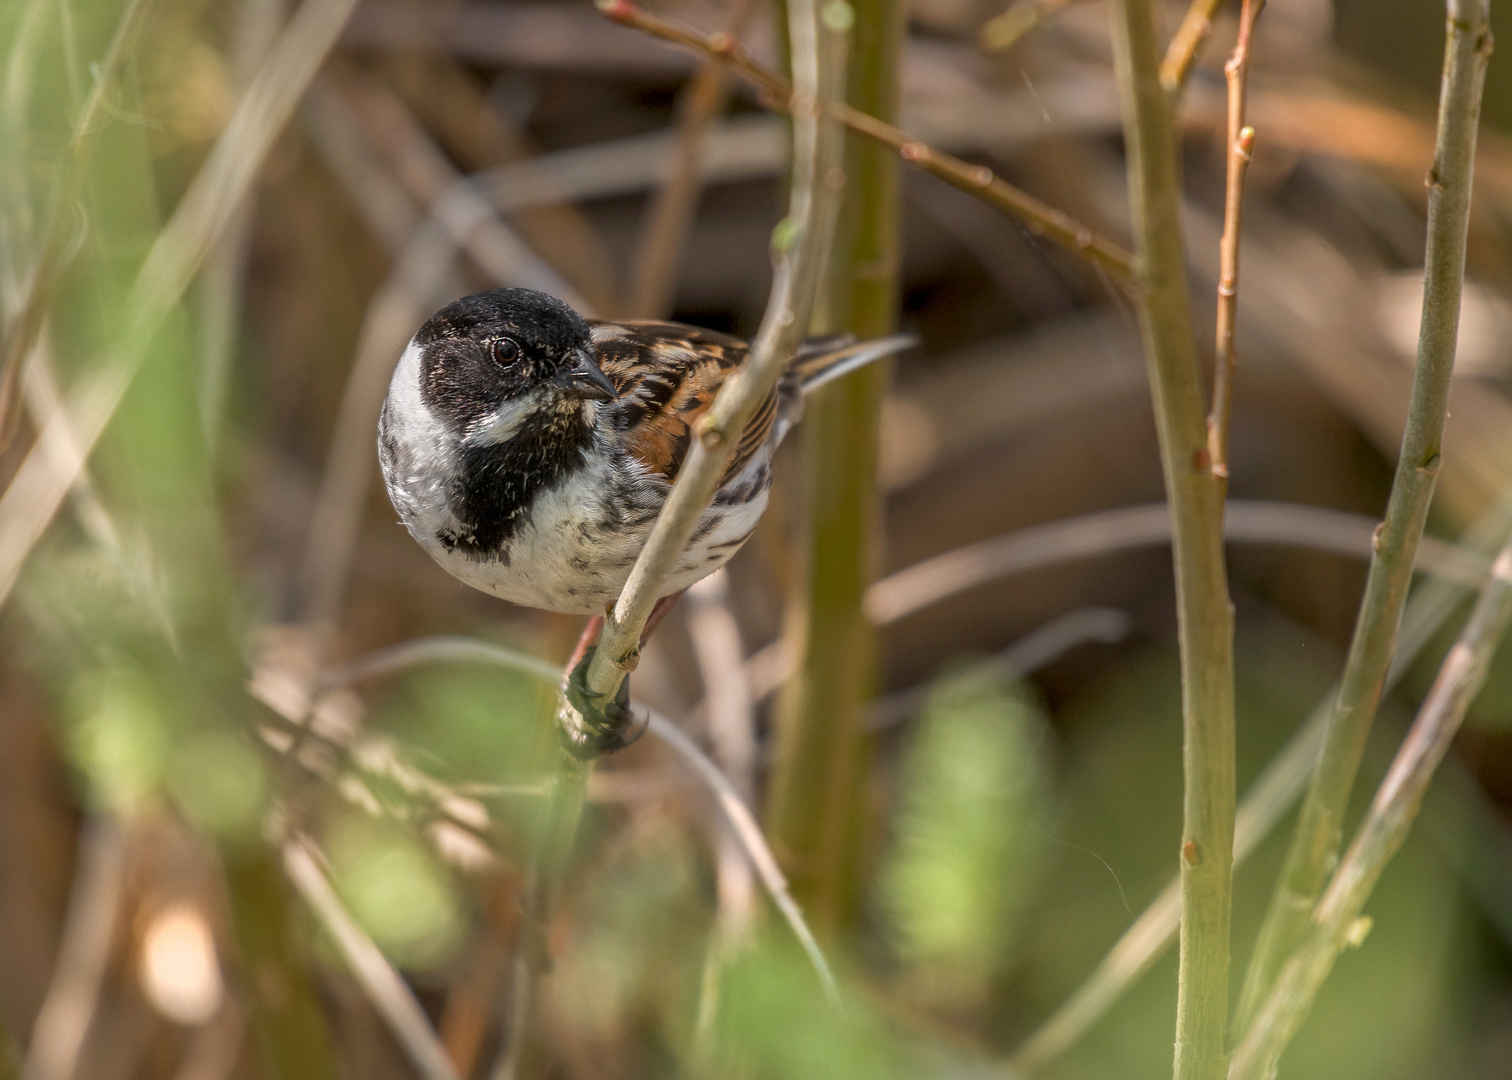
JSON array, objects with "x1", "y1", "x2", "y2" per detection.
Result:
[{"x1": 377, "y1": 287, "x2": 913, "y2": 620}]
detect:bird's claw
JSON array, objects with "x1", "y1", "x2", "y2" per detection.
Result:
[{"x1": 560, "y1": 646, "x2": 645, "y2": 759}]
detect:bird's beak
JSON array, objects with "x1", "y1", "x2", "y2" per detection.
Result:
[{"x1": 555, "y1": 348, "x2": 619, "y2": 401}]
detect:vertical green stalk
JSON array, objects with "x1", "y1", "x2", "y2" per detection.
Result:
[
  {"x1": 765, "y1": 0, "x2": 902, "y2": 932},
  {"x1": 1107, "y1": 3, "x2": 1235, "y2": 1079},
  {"x1": 1233, "y1": 0, "x2": 1492, "y2": 1033}
]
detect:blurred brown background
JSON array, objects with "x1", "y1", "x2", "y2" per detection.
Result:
[{"x1": 4, "y1": 0, "x2": 1512, "y2": 1078}]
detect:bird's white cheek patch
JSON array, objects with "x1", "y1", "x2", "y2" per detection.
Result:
[{"x1": 467, "y1": 392, "x2": 545, "y2": 447}]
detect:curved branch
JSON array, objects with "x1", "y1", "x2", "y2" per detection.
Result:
[{"x1": 865, "y1": 500, "x2": 1486, "y2": 625}]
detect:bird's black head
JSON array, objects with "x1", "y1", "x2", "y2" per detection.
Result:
[{"x1": 413, "y1": 288, "x2": 617, "y2": 436}]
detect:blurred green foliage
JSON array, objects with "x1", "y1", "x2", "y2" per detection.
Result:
[
  {"x1": 716, "y1": 945, "x2": 918, "y2": 1080},
  {"x1": 880, "y1": 665, "x2": 1051, "y2": 1004},
  {"x1": 552, "y1": 820, "x2": 705, "y2": 1051},
  {"x1": 1012, "y1": 627, "x2": 1476, "y2": 1079},
  {"x1": 372, "y1": 662, "x2": 555, "y2": 787},
  {"x1": 326, "y1": 814, "x2": 464, "y2": 968},
  {"x1": 64, "y1": 660, "x2": 171, "y2": 812}
]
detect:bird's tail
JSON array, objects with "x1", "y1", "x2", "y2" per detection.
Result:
[{"x1": 790, "y1": 333, "x2": 918, "y2": 394}]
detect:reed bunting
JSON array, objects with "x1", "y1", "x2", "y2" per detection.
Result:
[{"x1": 377, "y1": 287, "x2": 912, "y2": 618}]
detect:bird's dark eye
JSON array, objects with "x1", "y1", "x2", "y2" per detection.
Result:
[{"x1": 491, "y1": 338, "x2": 521, "y2": 366}]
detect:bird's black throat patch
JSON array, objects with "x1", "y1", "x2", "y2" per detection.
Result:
[{"x1": 438, "y1": 403, "x2": 596, "y2": 557}]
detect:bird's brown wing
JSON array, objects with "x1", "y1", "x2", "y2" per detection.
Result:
[{"x1": 590, "y1": 321, "x2": 780, "y2": 484}]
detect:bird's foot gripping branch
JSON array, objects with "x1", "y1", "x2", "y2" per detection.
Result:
[{"x1": 561, "y1": 645, "x2": 645, "y2": 758}]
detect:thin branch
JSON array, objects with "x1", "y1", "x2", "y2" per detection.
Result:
[
  {"x1": 0, "y1": 0, "x2": 154, "y2": 449},
  {"x1": 1108, "y1": 3, "x2": 1235, "y2": 1079},
  {"x1": 579, "y1": 0, "x2": 848, "y2": 733},
  {"x1": 1159, "y1": 0, "x2": 1226, "y2": 96},
  {"x1": 1234, "y1": 0, "x2": 1493, "y2": 1032},
  {"x1": 198, "y1": 0, "x2": 289, "y2": 449},
  {"x1": 1230, "y1": 542, "x2": 1512, "y2": 1080},
  {"x1": 1206, "y1": 0, "x2": 1264, "y2": 481},
  {"x1": 282, "y1": 838, "x2": 463, "y2": 1080},
  {"x1": 0, "y1": 0, "x2": 361, "y2": 609},
  {"x1": 598, "y1": 0, "x2": 1134, "y2": 282}
]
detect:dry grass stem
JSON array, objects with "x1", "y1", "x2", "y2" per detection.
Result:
[
  {"x1": 384, "y1": 55, "x2": 618, "y2": 313},
  {"x1": 23, "y1": 819, "x2": 126, "y2": 1080},
  {"x1": 867, "y1": 608, "x2": 1131, "y2": 732},
  {"x1": 301, "y1": 84, "x2": 432, "y2": 251},
  {"x1": 1230, "y1": 542, "x2": 1512, "y2": 1079},
  {"x1": 319, "y1": 636, "x2": 561, "y2": 689},
  {"x1": 685, "y1": 571, "x2": 759, "y2": 1042},
  {"x1": 282, "y1": 838, "x2": 463, "y2": 1080},
  {"x1": 0, "y1": 0, "x2": 152, "y2": 448},
  {"x1": 645, "y1": 711, "x2": 838, "y2": 999},
  {"x1": 625, "y1": 0, "x2": 758, "y2": 318},
  {"x1": 0, "y1": 0, "x2": 361, "y2": 609},
  {"x1": 598, "y1": 0, "x2": 1134, "y2": 282},
  {"x1": 864, "y1": 500, "x2": 1486, "y2": 626},
  {"x1": 1235, "y1": 0, "x2": 1493, "y2": 1031},
  {"x1": 325, "y1": 72, "x2": 589, "y2": 309},
  {"x1": 314, "y1": 633, "x2": 836, "y2": 1017},
  {"x1": 198, "y1": 0, "x2": 289, "y2": 448}
]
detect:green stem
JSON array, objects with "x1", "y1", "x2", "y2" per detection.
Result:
[
  {"x1": 765, "y1": 0, "x2": 902, "y2": 932},
  {"x1": 1230, "y1": 540, "x2": 1512, "y2": 1080},
  {"x1": 1107, "y1": 3, "x2": 1236, "y2": 1079},
  {"x1": 1233, "y1": 0, "x2": 1493, "y2": 1034}
]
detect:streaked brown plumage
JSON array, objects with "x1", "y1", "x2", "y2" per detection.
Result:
[{"x1": 378, "y1": 288, "x2": 912, "y2": 615}]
